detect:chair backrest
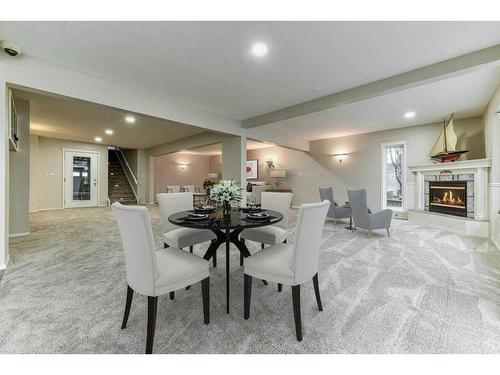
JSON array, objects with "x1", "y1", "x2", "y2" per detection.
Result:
[
  {"x1": 261, "y1": 192, "x2": 293, "y2": 230},
  {"x1": 112, "y1": 203, "x2": 158, "y2": 296},
  {"x1": 182, "y1": 185, "x2": 195, "y2": 193},
  {"x1": 157, "y1": 192, "x2": 193, "y2": 233},
  {"x1": 347, "y1": 189, "x2": 370, "y2": 228},
  {"x1": 292, "y1": 200, "x2": 330, "y2": 285},
  {"x1": 167, "y1": 185, "x2": 180, "y2": 193},
  {"x1": 319, "y1": 187, "x2": 337, "y2": 217}
]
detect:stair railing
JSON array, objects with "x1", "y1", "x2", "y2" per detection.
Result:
[{"x1": 115, "y1": 149, "x2": 139, "y2": 204}]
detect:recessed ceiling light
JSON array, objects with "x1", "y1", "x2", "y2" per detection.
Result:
[
  {"x1": 125, "y1": 116, "x2": 136, "y2": 124},
  {"x1": 105, "y1": 129, "x2": 114, "y2": 135},
  {"x1": 94, "y1": 137, "x2": 103, "y2": 142},
  {"x1": 404, "y1": 111, "x2": 416, "y2": 119},
  {"x1": 250, "y1": 42, "x2": 268, "y2": 57}
]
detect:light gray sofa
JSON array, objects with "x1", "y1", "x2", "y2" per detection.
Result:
[{"x1": 347, "y1": 188, "x2": 393, "y2": 238}]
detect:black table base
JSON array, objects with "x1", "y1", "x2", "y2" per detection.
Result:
[{"x1": 203, "y1": 228, "x2": 250, "y2": 314}]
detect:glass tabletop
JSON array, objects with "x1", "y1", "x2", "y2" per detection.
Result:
[{"x1": 168, "y1": 208, "x2": 283, "y2": 230}]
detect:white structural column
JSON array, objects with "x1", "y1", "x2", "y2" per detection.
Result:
[
  {"x1": 0, "y1": 85, "x2": 9, "y2": 269},
  {"x1": 415, "y1": 172, "x2": 424, "y2": 210},
  {"x1": 222, "y1": 136, "x2": 247, "y2": 205}
]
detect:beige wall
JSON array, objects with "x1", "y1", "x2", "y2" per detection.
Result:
[
  {"x1": 122, "y1": 148, "x2": 138, "y2": 177},
  {"x1": 247, "y1": 116, "x2": 485, "y2": 209},
  {"x1": 209, "y1": 154, "x2": 222, "y2": 176},
  {"x1": 30, "y1": 136, "x2": 109, "y2": 210},
  {"x1": 153, "y1": 152, "x2": 211, "y2": 198},
  {"x1": 9, "y1": 99, "x2": 30, "y2": 235}
]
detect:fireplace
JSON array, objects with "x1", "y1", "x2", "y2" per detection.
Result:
[{"x1": 429, "y1": 180, "x2": 467, "y2": 217}]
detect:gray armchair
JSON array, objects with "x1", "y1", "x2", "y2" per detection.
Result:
[
  {"x1": 319, "y1": 187, "x2": 350, "y2": 221},
  {"x1": 347, "y1": 189, "x2": 392, "y2": 238}
]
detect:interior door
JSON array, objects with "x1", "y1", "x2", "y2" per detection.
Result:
[{"x1": 64, "y1": 150, "x2": 99, "y2": 208}]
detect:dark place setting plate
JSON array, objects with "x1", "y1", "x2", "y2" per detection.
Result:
[
  {"x1": 194, "y1": 206, "x2": 215, "y2": 213},
  {"x1": 246, "y1": 212, "x2": 270, "y2": 220},
  {"x1": 185, "y1": 213, "x2": 209, "y2": 221}
]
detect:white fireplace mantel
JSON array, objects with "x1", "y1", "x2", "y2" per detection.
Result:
[
  {"x1": 407, "y1": 158, "x2": 491, "y2": 237},
  {"x1": 408, "y1": 158, "x2": 491, "y2": 173}
]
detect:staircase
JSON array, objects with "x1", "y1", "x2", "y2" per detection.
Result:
[{"x1": 108, "y1": 150, "x2": 137, "y2": 205}]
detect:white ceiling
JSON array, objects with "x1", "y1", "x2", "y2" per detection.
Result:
[
  {"x1": 2, "y1": 21, "x2": 500, "y2": 121},
  {"x1": 13, "y1": 89, "x2": 206, "y2": 149},
  {"x1": 263, "y1": 66, "x2": 500, "y2": 140}
]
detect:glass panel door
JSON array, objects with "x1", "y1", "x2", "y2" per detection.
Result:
[
  {"x1": 72, "y1": 156, "x2": 91, "y2": 201},
  {"x1": 381, "y1": 142, "x2": 406, "y2": 212},
  {"x1": 64, "y1": 151, "x2": 99, "y2": 208}
]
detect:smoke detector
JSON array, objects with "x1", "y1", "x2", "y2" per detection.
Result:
[{"x1": 0, "y1": 41, "x2": 22, "y2": 57}]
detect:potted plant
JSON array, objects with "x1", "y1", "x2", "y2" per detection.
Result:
[
  {"x1": 209, "y1": 179, "x2": 242, "y2": 216},
  {"x1": 203, "y1": 178, "x2": 219, "y2": 196}
]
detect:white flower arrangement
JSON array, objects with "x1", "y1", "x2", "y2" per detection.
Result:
[{"x1": 209, "y1": 179, "x2": 242, "y2": 206}]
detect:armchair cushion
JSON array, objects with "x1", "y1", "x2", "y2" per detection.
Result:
[
  {"x1": 240, "y1": 225, "x2": 288, "y2": 245},
  {"x1": 155, "y1": 247, "x2": 209, "y2": 295},
  {"x1": 368, "y1": 209, "x2": 393, "y2": 230},
  {"x1": 244, "y1": 243, "x2": 294, "y2": 285},
  {"x1": 164, "y1": 227, "x2": 216, "y2": 249}
]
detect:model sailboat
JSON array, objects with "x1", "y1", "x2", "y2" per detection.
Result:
[{"x1": 429, "y1": 114, "x2": 468, "y2": 163}]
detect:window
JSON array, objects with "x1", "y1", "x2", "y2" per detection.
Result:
[{"x1": 380, "y1": 141, "x2": 407, "y2": 211}]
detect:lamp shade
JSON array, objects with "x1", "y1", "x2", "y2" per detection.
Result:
[
  {"x1": 270, "y1": 169, "x2": 286, "y2": 178},
  {"x1": 207, "y1": 172, "x2": 218, "y2": 179}
]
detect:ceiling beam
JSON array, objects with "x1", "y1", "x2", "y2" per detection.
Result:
[{"x1": 242, "y1": 44, "x2": 500, "y2": 128}]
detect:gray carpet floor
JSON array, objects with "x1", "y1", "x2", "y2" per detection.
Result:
[{"x1": 1, "y1": 205, "x2": 500, "y2": 353}]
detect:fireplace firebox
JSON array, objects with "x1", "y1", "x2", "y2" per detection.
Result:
[{"x1": 429, "y1": 180, "x2": 467, "y2": 217}]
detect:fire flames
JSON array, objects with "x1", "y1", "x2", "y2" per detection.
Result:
[{"x1": 432, "y1": 190, "x2": 464, "y2": 207}]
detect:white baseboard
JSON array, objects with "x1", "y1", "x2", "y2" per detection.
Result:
[
  {"x1": 291, "y1": 205, "x2": 300, "y2": 209},
  {"x1": 37, "y1": 207, "x2": 63, "y2": 211},
  {"x1": 0, "y1": 254, "x2": 10, "y2": 270},
  {"x1": 29, "y1": 210, "x2": 39, "y2": 213},
  {"x1": 9, "y1": 232, "x2": 30, "y2": 238}
]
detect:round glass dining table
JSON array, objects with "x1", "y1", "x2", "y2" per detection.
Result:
[{"x1": 168, "y1": 208, "x2": 283, "y2": 313}]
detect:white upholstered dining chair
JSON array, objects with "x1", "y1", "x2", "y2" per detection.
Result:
[
  {"x1": 243, "y1": 200, "x2": 330, "y2": 341},
  {"x1": 157, "y1": 192, "x2": 217, "y2": 284},
  {"x1": 166, "y1": 185, "x2": 180, "y2": 193},
  {"x1": 240, "y1": 192, "x2": 293, "y2": 290},
  {"x1": 112, "y1": 202, "x2": 210, "y2": 354},
  {"x1": 181, "y1": 185, "x2": 195, "y2": 192}
]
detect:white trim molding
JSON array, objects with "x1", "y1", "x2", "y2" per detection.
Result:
[{"x1": 9, "y1": 232, "x2": 30, "y2": 238}]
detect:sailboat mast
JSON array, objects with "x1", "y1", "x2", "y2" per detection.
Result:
[{"x1": 443, "y1": 118, "x2": 447, "y2": 153}]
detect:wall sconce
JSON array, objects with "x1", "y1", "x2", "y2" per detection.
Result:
[
  {"x1": 178, "y1": 162, "x2": 190, "y2": 170},
  {"x1": 265, "y1": 155, "x2": 276, "y2": 168},
  {"x1": 333, "y1": 153, "x2": 349, "y2": 163}
]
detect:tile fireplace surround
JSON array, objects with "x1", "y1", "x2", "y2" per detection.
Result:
[{"x1": 408, "y1": 158, "x2": 491, "y2": 237}]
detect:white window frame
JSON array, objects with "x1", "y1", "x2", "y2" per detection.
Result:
[{"x1": 380, "y1": 141, "x2": 407, "y2": 212}]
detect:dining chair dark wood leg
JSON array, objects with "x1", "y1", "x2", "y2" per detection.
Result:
[
  {"x1": 146, "y1": 296, "x2": 158, "y2": 354},
  {"x1": 226, "y1": 237, "x2": 230, "y2": 314},
  {"x1": 291, "y1": 285, "x2": 302, "y2": 341},
  {"x1": 121, "y1": 285, "x2": 134, "y2": 329},
  {"x1": 278, "y1": 283, "x2": 282, "y2": 292},
  {"x1": 213, "y1": 253, "x2": 217, "y2": 267},
  {"x1": 240, "y1": 239, "x2": 245, "y2": 266},
  {"x1": 169, "y1": 291, "x2": 174, "y2": 300},
  {"x1": 189, "y1": 245, "x2": 193, "y2": 253},
  {"x1": 261, "y1": 243, "x2": 264, "y2": 250},
  {"x1": 244, "y1": 274, "x2": 252, "y2": 319},
  {"x1": 312, "y1": 273, "x2": 323, "y2": 311},
  {"x1": 164, "y1": 243, "x2": 168, "y2": 248},
  {"x1": 201, "y1": 277, "x2": 210, "y2": 324}
]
